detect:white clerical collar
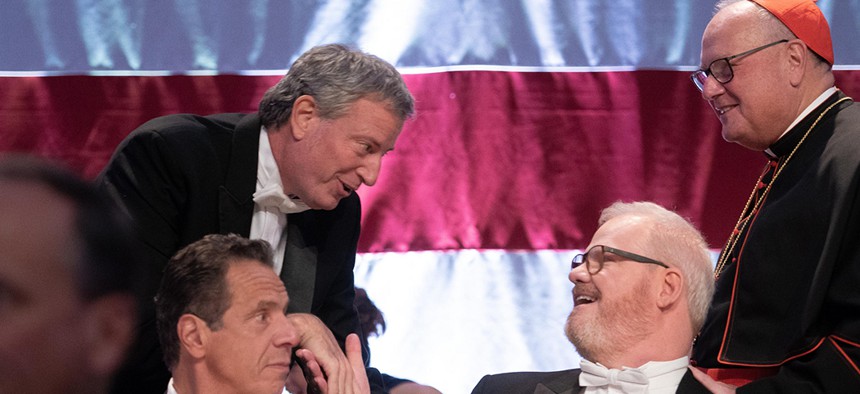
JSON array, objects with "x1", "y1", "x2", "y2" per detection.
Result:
[
  {"x1": 580, "y1": 356, "x2": 689, "y2": 394},
  {"x1": 765, "y1": 86, "x2": 837, "y2": 157}
]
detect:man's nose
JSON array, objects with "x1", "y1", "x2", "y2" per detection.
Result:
[
  {"x1": 357, "y1": 155, "x2": 382, "y2": 186},
  {"x1": 273, "y1": 315, "x2": 299, "y2": 348},
  {"x1": 569, "y1": 262, "x2": 591, "y2": 284},
  {"x1": 701, "y1": 75, "x2": 725, "y2": 101}
]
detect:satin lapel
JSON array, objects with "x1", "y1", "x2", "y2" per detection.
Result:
[
  {"x1": 676, "y1": 369, "x2": 710, "y2": 394},
  {"x1": 534, "y1": 385, "x2": 573, "y2": 394},
  {"x1": 281, "y1": 212, "x2": 317, "y2": 314},
  {"x1": 219, "y1": 114, "x2": 260, "y2": 236},
  {"x1": 534, "y1": 369, "x2": 579, "y2": 394}
]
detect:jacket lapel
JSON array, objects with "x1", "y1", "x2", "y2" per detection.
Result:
[
  {"x1": 218, "y1": 114, "x2": 318, "y2": 313},
  {"x1": 219, "y1": 114, "x2": 261, "y2": 236},
  {"x1": 280, "y1": 213, "x2": 318, "y2": 314},
  {"x1": 676, "y1": 368, "x2": 711, "y2": 394},
  {"x1": 535, "y1": 369, "x2": 579, "y2": 394}
]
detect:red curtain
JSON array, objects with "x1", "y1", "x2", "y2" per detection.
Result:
[{"x1": 4, "y1": 70, "x2": 857, "y2": 250}]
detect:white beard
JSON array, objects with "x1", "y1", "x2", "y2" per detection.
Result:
[{"x1": 565, "y1": 276, "x2": 655, "y2": 363}]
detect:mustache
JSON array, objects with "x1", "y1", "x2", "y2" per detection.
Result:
[{"x1": 573, "y1": 283, "x2": 599, "y2": 298}]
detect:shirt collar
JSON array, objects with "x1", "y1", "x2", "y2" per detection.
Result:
[
  {"x1": 257, "y1": 126, "x2": 282, "y2": 192},
  {"x1": 166, "y1": 377, "x2": 178, "y2": 394}
]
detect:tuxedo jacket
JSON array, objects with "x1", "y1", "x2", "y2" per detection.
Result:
[
  {"x1": 98, "y1": 113, "x2": 364, "y2": 394},
  {"x1": 471, "y1": 368, "x2": 710, "y2": 394}
]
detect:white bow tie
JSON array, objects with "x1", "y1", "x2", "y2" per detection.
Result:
[
  {"x1": 580, "y1": 359, "x2": 649, "y2": 394},
  {"x1": 253, "y1": 183, "x2": 311, "y2": 214}
]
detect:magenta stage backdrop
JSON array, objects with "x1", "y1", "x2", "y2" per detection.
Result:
[{"x1": 3, "y1": 71, "x2": 860, "y2": 249}]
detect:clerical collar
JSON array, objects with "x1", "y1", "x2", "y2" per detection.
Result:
[{"x1": 765, "y1": 87, "x2": 838, "y2": 159}]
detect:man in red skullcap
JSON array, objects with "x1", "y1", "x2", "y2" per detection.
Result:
[{"x1": 689, "y1": 0, "x2": 860, "y2": 392}]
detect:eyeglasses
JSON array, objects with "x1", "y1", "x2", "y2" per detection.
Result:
[
  {"x1": 571, "y1": 245, "x2": 668, "y2": 275},
  {"x1": 690, "y1": 39, "x2": 789, "y2": 92}
]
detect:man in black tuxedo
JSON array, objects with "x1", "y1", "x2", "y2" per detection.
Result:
[
  {"x1": 472, "y1": 202, "x2": 714, "y2": 394},
  {"x1": 98, "y1": 43, "x2": 414, "y2": 394}
]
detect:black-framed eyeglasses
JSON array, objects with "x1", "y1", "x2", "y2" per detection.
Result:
[
  {"x1": 571, "y1": 245, "x2": 668, "y2": 275},
  {"x1": 690, "y1": 39, "x2": 789, "y2": 92}
]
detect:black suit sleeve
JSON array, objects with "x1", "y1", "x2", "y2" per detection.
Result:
[
  {"x1": 97, "y1": 115, "x2": 237, "y2": 394},
  {"x1": 296, "y1": 197, "x2": 389, "y2": 393},
  {"x1": 98, "y1": 128, "x2": 191, "y2": 308},
  {"x1": 471, "y1": 375, "x2": 493, "y2": 394}
]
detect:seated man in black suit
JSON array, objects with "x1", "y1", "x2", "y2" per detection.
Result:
[
  {"x1": 472, "y1": 201, "x2": 715, "y2": 394},
  {"x1": 156, "y1": 233, "x2": 368, "y2": 394}
]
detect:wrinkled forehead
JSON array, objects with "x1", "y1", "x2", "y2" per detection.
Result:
[{"x1": 225, "y1": 260, "x2": 289, "y2": 308}]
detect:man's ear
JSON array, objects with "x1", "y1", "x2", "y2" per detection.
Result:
[
  {"x1": 786, "y1": 39, "x2": 808, "y2": 87},
  {"x1": 178, "y1": 314, "x2": 208, "y2": 359},
  {"x1": 656, "y1": 269, "x2": 684, "y2": 310},
  {"x1": 289, "y1": 95, "x2": 319, "y2": 141},
  {"x1": 83, "y1": 294, "x2": 137, "y2": 376}
]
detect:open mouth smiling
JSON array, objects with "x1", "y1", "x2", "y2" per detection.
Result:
[
  {"x1": 573, "y1": 290, "x2": 598, "y2": 306},
  {"x1": 714, "y1": 104, "x2": 736, "y2": 115}
]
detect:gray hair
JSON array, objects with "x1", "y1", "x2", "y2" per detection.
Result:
[
  {"x1": 599, "y1": 201, "x2": 715, "y2": 334},
  {"x1": 258, "y1": 44, "x2": 415, "y2": 128}
]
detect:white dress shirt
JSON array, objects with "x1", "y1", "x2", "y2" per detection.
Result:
[
  {"x1": 165, "y1": 377, "x2": 178, "y2": 394},
  {"x1": 250, "y1": 127, "x2": 289, "y2": 274}
]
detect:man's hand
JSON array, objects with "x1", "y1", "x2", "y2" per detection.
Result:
[
  {"x1": 346, "y1": 333, "x2": 369, "y2": 394},
  {"x1": 287, "y1": 313, "x2": 353, "y2": 384},
  {"x1": 293, "y1": 334, "x2": 369, "y2": 394},
  {"x1": 294, "y1": 348, "x2": 325, "y2": 394},
  {"x1": 284, "y1": 362, "x2": 309, "y2": 394},
  {"x1": 287, "y1": 313, "x2": 368, "y2": 394},
  {"x1": 690, "y1": 366, "x2": 737, "y2": 394}
]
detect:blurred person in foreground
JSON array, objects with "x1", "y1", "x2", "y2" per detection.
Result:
[
  {"x1": 0, "y1": 155, "x2": 145, "y2": 394},
  {"x1": 689, "y1": 1, "x2": 860, "y2": 391},
  {"x1": 156, "y1": 233, "x2": 368, "y2": 394},
  {"x1": 98, "y1": 43, "x2": 415, "y2": 393},
  {"x1": 472, "y1": 201, "x2": 714, "y2": 394}
]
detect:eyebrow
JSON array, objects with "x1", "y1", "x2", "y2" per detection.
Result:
[{"x1": 254, "y1": 299, "x2": 287, "y2": 313}]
